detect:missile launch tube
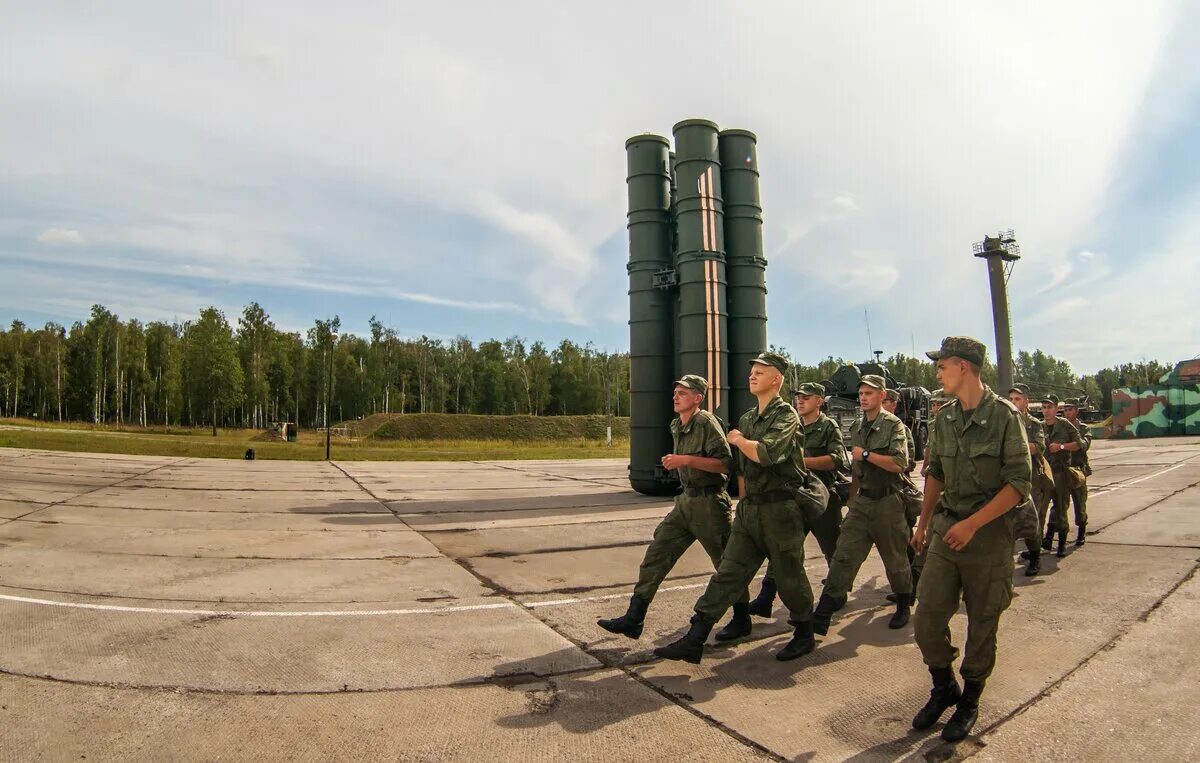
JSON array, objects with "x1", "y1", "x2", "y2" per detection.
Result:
[
  {"x1": 625, "y1": 134, "x2": 677, "y2": 495},
  {"x1": 719, "y1": 129, "x2": 767, "y2": 421},
  {"x1": 672, "y1": 118, "x2": 728, "y2": 425}
]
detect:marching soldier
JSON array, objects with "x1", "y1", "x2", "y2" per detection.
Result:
[
  {"x1": 811, "y1": 374, "x2": 913, "y2": 635},
  {"x1": 1041, "y1": 394, "x2": 1084, "y2": 558},
  {"x1": 1008, "y1": 383, "x2": 1050, "y2": 575},
  {"x1": 748, "y1": 381, "x2": 848, "y2": 618},
  {"x1": 922, "y1": 389, "x2": 954, "y2": 476},
  {"x1": 1062, "y1": 399, "x2": 1092, "y2": 546},
  {"x1": 597, "y1": 375, "x2": 750, "y2": 641},
  {"x1": 655, "y1": 352, "x2": 818, "y2": 664},
  {"x1": 911, "y1": 337, "x2": 1032, "y2": 742},
  {"x1": 883, "y1": 387, "x2": 924, "y2": 601}
]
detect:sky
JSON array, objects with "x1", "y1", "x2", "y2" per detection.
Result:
[{"x1": 2, "y1": 1, "x2": 1198, "y2": 374}]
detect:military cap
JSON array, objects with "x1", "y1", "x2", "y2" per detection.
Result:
[
  {"x1": 884, "y1": 388, "x2": 900, "y2": 402},
  {"x1": 926, "y1": 336, "x2": 987, "y2": 367},
  {"x1": 1063, "y1": 398, "x2": 1081, "y2": 408},
  {"x1": 673, "y1": 374, "x2": 708, "y2": 393},
  {"x1": 858, "y1": 374, "x2": 887, "y2": 391},
  {"x1": 930, "y1": 388, "x2": 954, "y2": 403},
  {"x1": 792, "y1": 381, "x2": 826, "y2": 398},
  {"x1": 1041, "y1": 393, "x2": 1060, "y2": 405},
  {"x1": 1009, "y1": 382, "x2": 1031, "y2": 397},
  {"x1": 750, "y1": 351, "x2": 788, "y2": 373}
]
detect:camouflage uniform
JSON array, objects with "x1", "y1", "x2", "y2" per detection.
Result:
[
  {"x1": 915, "y1": 385, "x2": 1032, "y2": 682},
  {"x1": 1044, "y1": 415, "x2": 1084, "y2": 535},
  {"x1": 693, "y1": 395, "x2": 815, "y2": 625},
  {"x1": 1066, "y1": 404, "x2": 1092, "y2": 535},
  {"x1": 820, "y1": 403, "x2": 913, "y2": 609},
  {"x1": 1019, "y1": 409, "x2": 1050, "y2": 551},
  {"x1": 632, "y1": 408, "x2": 739, "y2": 603}
]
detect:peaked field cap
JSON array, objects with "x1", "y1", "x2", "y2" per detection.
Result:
[
  {"x1": 1009, "y1": 382, "x2": 1031, "y2": 397},
  {"x1": 1063, "y1": 398, "x2": 1082, "y2": 408},
  {"x1": 858, "y1": 374, "x2": 887, "y2": 391},
  {"x1": 884, "y1": 388, "x2": 900, "y2": 401},
  {"x1": 673, "y1": 374, "x2": 709, "y2": 393},
  {"x1": 931, "y1": 388, "x2": 954, "y2": 403},
  {"x1": 1041, "y1": 393, "x2": 1060, "y2": 405},
  {"x1": 926, "y1": 336, "x2": 987, "y2": 367},
  {"x1": 793, "y1": 381, "x2": 826, "y2": 397},
  {"x1": 750, "y1": 352, "x2": 788, "y2": 373}
]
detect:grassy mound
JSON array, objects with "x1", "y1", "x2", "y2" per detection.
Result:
[{"x1": 366, "y1": 414, "x2": 630, "y2": 441}]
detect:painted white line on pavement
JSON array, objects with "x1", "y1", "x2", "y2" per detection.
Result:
[{"x1": 1090, "y1": 462, "x2": 1189, "y2": 497}]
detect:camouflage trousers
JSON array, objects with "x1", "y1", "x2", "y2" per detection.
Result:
[
  {"x1": 761, "y1": 492, "x2": 843, "y2": 584},
  {"x1": 633, "y1": 492, "x2": 747, "y2": 605},
  {"x1": 822, "y1": 492, "x2": 913, "y2": 601},
  {"x1": 914, "y1": 510, "x2": 1015, "y2": 682},
  {"x1": 1025, "y1": 478, "x2": 1053, "y2": 553},
  {"x1": 1049, "y1": 471, "x2": 1087, "y2": 533},
  {"x1": 694, "y1": 495, "x2": 813, "y2": 624}
]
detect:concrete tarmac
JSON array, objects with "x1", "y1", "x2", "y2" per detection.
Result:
[{"x1": 1, "y1": 438, "x2": 1198, "y2": 760}]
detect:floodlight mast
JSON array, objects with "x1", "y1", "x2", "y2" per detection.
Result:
[{"x1": 972, "y1": 230, "x2": 1021, "y2": 392}]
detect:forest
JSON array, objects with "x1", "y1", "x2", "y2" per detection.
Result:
[{"x1": 0, "y1": 303, "x2": 1176, "y2": 431}]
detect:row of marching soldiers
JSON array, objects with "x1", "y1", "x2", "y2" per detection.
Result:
[{"x1": 598, "y1": 336, "x2": 1091, "y2": 744}]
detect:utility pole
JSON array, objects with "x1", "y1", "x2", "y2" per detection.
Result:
[{"x1": 972, "y1": 230, "x2": 1021, "y2": 392}]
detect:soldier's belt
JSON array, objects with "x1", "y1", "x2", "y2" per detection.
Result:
[
  {"x1": 744, "y1": 489, "x2": 794, "y2": 504},
  {"x1": 683, "y1": 485, "x2": 724, "y2": 497},
  {"x1": 857, "y1": 486, "x2": 894, "y2": 500}
]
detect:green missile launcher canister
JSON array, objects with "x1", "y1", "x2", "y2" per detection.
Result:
[
  {"x1": 719, "y1": 129, "x2": 767, "y2": 422},
  {"x1": 625, "y1": 134, "x2": 678, "y2": 495}
]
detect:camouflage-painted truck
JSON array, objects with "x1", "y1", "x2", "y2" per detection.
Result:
[
  {"x1": 1111, "y1": 359, "x2": 1200, "y2": 438},
  {"x1": 821, "y1": 362, "x2": 931, "y2": 456}
]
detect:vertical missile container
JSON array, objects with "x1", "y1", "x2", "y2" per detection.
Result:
[
  {"x1": 719, "y1": 129, "x2": 767, "y2": 421},
  {"x1": 672, "y1": 118, "x2": 729, "y2": 424},
  {"x1": 626, "y1": 135, "x2": 677, "y2": 495}
]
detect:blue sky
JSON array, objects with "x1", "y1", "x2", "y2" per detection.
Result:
[{"x1": 2, "y1": 2, "x2": 1198, "y2": 373}]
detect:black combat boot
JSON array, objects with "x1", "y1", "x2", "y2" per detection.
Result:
[
  {"x1": 888, "y1": 593, "x2": 911, "y2": 629},
  {"x1": 941, "y1": 679, "x2": 984, "y2": 742},
  {"x1": 747, "y1": 579, "x2": 777, "y2": 618},
  {"x1": 653, "y1": 614, "x2": 714, "y2": 664},
  {"x1": 1075, "y1": 525, "x2": 1087, "y2": 547},
  {"x1": 1056, "y1": 531, "x2": 1068, "y2": 558},
  {"x1": 775, "y1": 620, "x2": 815, "y2": 661},
  {"x1": 597, "y1": 594, "x2": 649, "y2": 640},
  {"x1": 1041, "y1": 530, "x2": 1054, "y2": 552},
  {"x1": 1025, "y1": 549, "x2": 1041, "y2": 577},
  {"x1": 714, "y1": 602, "x2": 753, "y2": 641},
  {"x1": 912, "y1": 666, "x2": 961, "y2": 731},
  {"x1": 811, "y1": 593, "x2": 845, "y2": 636}
]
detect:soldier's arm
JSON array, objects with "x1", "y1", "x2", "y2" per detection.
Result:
[
  {"x1": 736, "y1": 409, "x2": 800, "y2": 465},
  {"x1": 1079, "y1": 424, "x2": 1093, "y2": 452},
  {"x1": 865, "y1": 420, "x2": 907, "y2": 473},
  {"x1": 1062, "y1": 424, "x2": 1084, "y2": 452},
  {"x1": 912, "y1": 474, "x2": 943, "y2": 552},
  {"x1": 1030, "y1": 419, "x2": 1046, "y2": 457},
  {"x1": 683, "y1": 416, "x2": 731, "y2": 474},
  {"x1": 804, "y1": 422, "x2": 837, "y2": 471}
]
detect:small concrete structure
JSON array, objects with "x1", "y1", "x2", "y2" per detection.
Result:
[{"x1": 1, "y1": 439, "x2": 1198, "y2": 759}]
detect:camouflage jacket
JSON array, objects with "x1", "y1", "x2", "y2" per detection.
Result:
[
  {"x1": 733, "y1": 396, "x2": 810, "y2": 496},
  {"x1": 1068, "y1": 418, "x2": 1092, "y2": 470},
  {"x1": 1044, "y1": 417, "x2": 1083, "y2": 472},
  {"x1": 800, "y1": 412, "x2": 847, "y2": 487},
  {"x1": 927, "y1": 387, "x2": 1032, "y2": 517},
  {"x1": 670, "y1": 409, "x2": 732, "y2": 490},
  {"x1": 849, "y1": 409, "x2": 908, "y2": 493}
]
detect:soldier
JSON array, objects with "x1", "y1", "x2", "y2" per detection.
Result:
[
  {"x1": 922, "y1": 389, "x2": 953, "y2": 476},
  {"x1": 811, "y1": 374, "x2": 913, "y2": 635},
  {"x1": 1062, "y1": 399, "x2": 1092, "y2": 547},
  {"x1": 748, "y1": 381, "x2": 848, "y2": 618},
  {"x1": 883, "y1": 387, "x2": 923, "y2": 601},
  {"x1": 1041, "y1": 395, "x2": 1084, "y2": 558},
  {"x1": 911, "y1": 337, "x2": 1032, "y2": 742},
  {"x1": 655, "y1": 352, "x2": 818, "y2": 664},
  {"x1": 1007, "y1": 383, "x2": 1050, "y2": 576},
  {"x1": 597, "y1": 375, "x2": 749, "y2": 641}
]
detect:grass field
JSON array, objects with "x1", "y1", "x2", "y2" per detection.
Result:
[{"x1": 0, "y1": 419, "x2": 630, "y2": 461}]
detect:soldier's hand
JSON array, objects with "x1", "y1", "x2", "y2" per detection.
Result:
[
  {"x1": 661, "y1": 454, "x2": 689, "y2": 470},
  {"x1": 910, "y1": 524, "x2": 927, "y2": 554},
  {"x1": 942, "y1": 519, "x2": 978, "y2": 551},
  {"x1": 851, "y1": 445, "x2": 865, "y2": 462},
  {"x1": 727, "y1": 429, "x2": 745, "y2": 446}
]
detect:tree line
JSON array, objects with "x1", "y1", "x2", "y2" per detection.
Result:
[
  {"x1": 0, "y1": 304, "x2": 629, "y2": 432},
  {"x1": 0, "y1": 303, "x2": 1175, "y2": 430}
]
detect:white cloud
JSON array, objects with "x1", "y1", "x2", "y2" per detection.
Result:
[
  {"x1": 36, "y1": 228, "x2": 86, "y2": 246},
  {"x1": 1078, "y1": 250, "x2": 1097, "y2": 260}
]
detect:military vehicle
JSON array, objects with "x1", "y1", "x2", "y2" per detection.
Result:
[{"x1": 820, "y1": 361, "x2": 931, "y2": 456}]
